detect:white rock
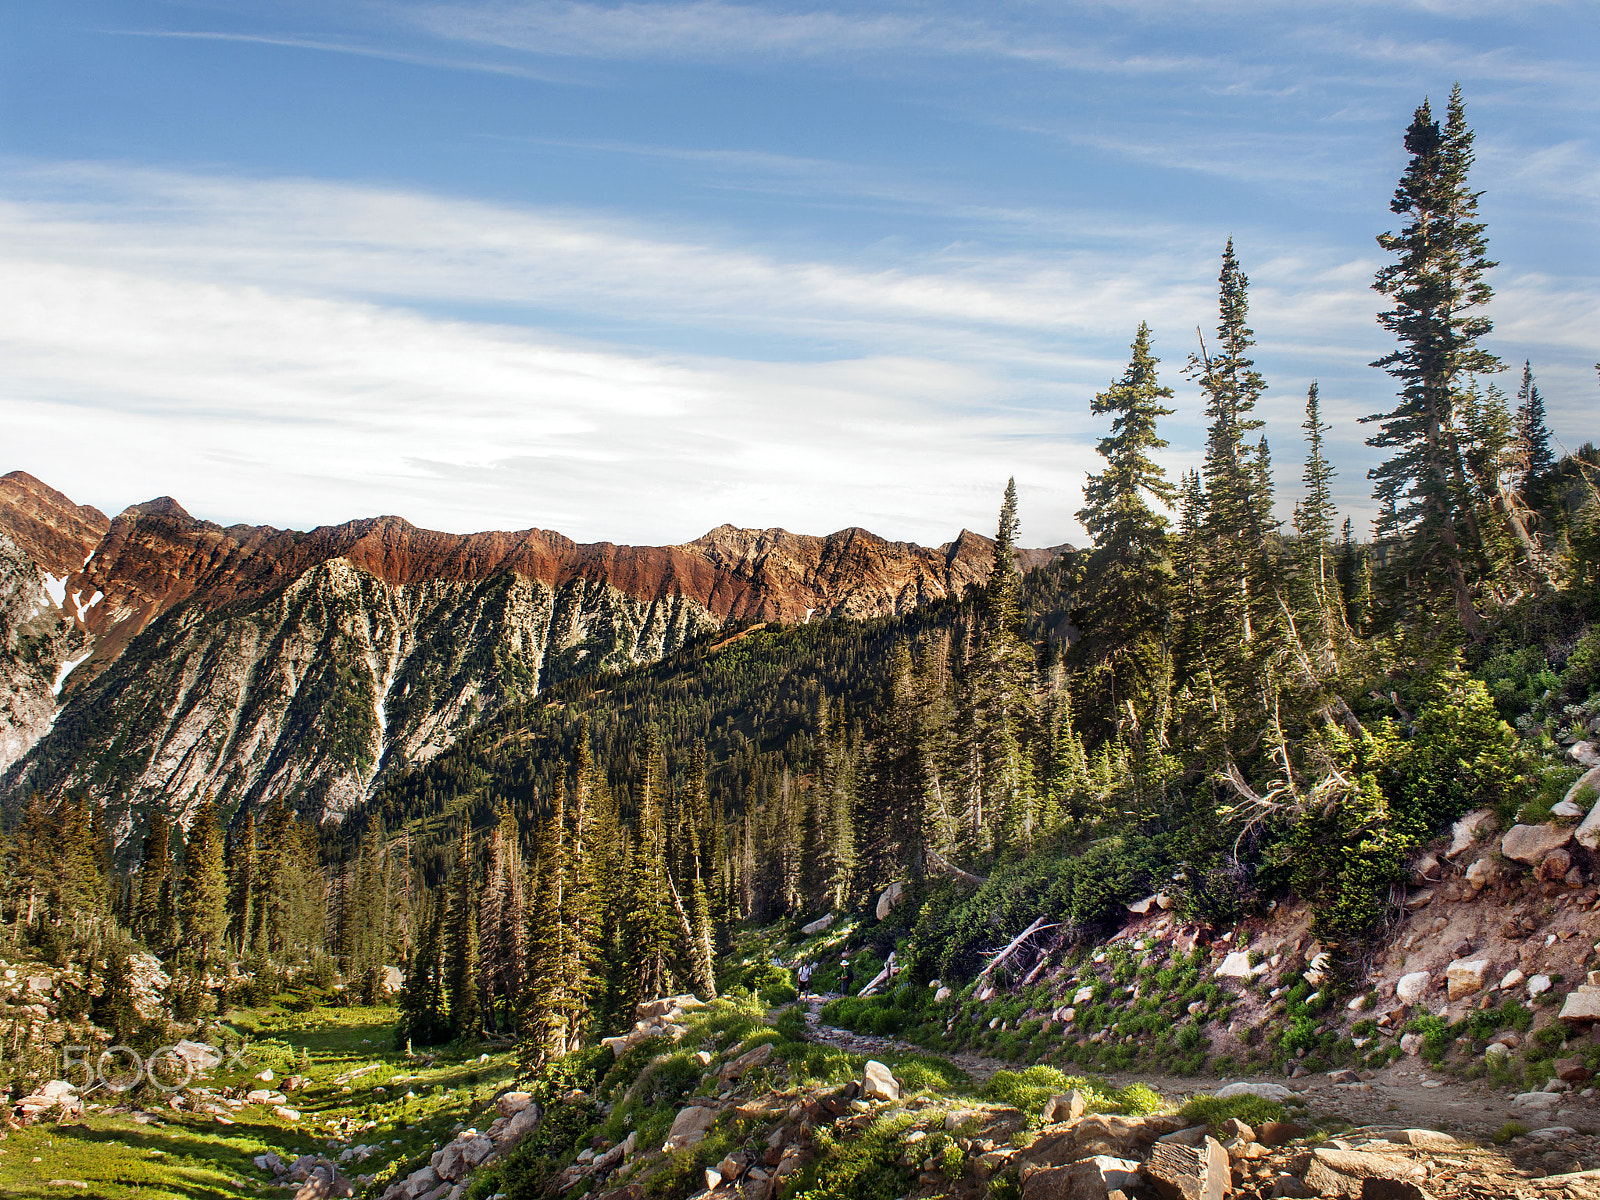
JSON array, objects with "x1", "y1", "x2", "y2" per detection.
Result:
[
  {"x1": 1485, "y1": 1042, "x2": 1511, "y2": 1062},
  {"x1": 1570, "y1": 740, "x2": 1600, "y2": 767},
  {"x1": 1215, "y1": 951, "x2": 1253, "y2": 979},
  {"x1": 1446, "y1": 808, "x2": 1495, "y2": 858},
  {"x1": 1396, "y1": 971, "x2": 1432, "y2": 1004},
  {"x1": 1513, "y1": 1091, "x2": 1562, "y2": 1109},
  {"x1": 933, "y1": 986, "x2": 952, "y2": 1002},
  {"x1": 494, "y1": 1091, "x2": 534, "y2": 1118},
  {"x1": 256, "y1": 1069, "x2": 275, "y2": 1082},
  {"x1": 1465, "y1": 856, "x2": 1501, "y2": 891},
  {"x1": 1573, "y1": 770, "x2": 1600, "y2": 850},
  {"x1": 1499, "y1": 969, "x2": 1525, "y2": 991},
  {"x1": 875, "y1": 882, "x2": 904, "y2": 921},
  {"x1": 1446, "y1": 959, "x2": 1489, "y2": 1001},
  {"x1": 272, "y1": 1105, "x2": 300, "y2": 1122},
  {"x1": 1127, "y1": 894, "x2": 1160, "y2": 915},
  {"x1": 1073, "y1": 985, "x2": 1094, "y2": 1004},
  {"x1": 1501, "y1": 823, "x2": 1574, "y2": 865},
  {"x1": 662, "y1": 1104, "x2": 719, "y2": 1151},
  {"x1": 1528, "y1": 974, "x2": 1552, "y2": 998},
  {"x1": 862, "y1": 1060, "x2": 900, "y2": 1102},
  {"x1": 801, "y1": 913, "x2": 835, "y2": 935},
  {"x1": 1400, "y1": 1033, "x2": 1422, "y2": 1056}
]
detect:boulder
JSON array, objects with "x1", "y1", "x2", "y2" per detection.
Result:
[
  {"x1": 934, "y1": 986, "x2": 952, "y2": 1002},
  {"x1": 495, "y1": 1091, "x2": 535, "y2": 1118},
  {"x1": 1552, "y1": 1057, "x2": 1594, "y2": 1083},
  {"x1": 1445, "y1": 809, "x2": 1495, "y2": 858},
  {"x1": 875, "y1": 882, "x2": 905, "y2": 921},
  {"x1": 1537, "y1": 848, "x2": 1573, "y2": 881},
  {"x1": 1395, "y1": 972, "x2": 1431, "y2": 1004},
  {"x1": 1445, "y1": 959, "x2": 1489, "y2": 1001},
  {"x1": 1042, "y1": 1090, "x2": 1087, "y2": 1125},
  {"x1": 1213, "y1": 1081, "x2": 1292, "y2": 1102},
  {"x1": 1499, "y1": 968, "x2": 1525, "y2": 991},
  {"x1": 1464, "y1": 856, "x2": 1500, "y2": 891},
  {"x1": 1214, "y1": 951, "x2": 1253, "y2": 979},
  {"x1": 169, "y1": 1040, "x2": 222, "y2": 1072},
  {"x1": 662, "y1": 1104, "x2": 719, "y2": 1151},
  {"x1": 1500, "y1": 823, "x2": 1573, "y2": 865},
  {"x1": 1571, "y1": 740, "x2": 1600, "y2": 767},
  {"x1": 861, "y1": 1060, "x2": 899, "y2": 1102},
  {"x1": 1127, "y1": 894, "x2": 1161, "y2": 916},
  {"x1": 801, "y1": 913, "x2": 835, "y2": 935},
  {"x1": 1073, "y1": 986, "x2": 1095, "y2": 1004},
  {"x1": 1022, "y1": 1155, "x2": 1142, "y2": 1200},
  {"x1": 1512, "y1": 1091, "x2": 1562, "y2": 1110},
  {"x1": 719, "y1": 1041, "x2": 775, "y2": 1082},
  {"x1": 1301, "y1": 1148, "x2": 1426, "y2": 1197},
  {"x1": 1145, "y1": 1136, "x2": 1229, "y2": 1200},
  {"x1": 377, "y1": 966, "x2": 405, "y2": 997},
  {"x1": 1255, "y1": 1121, "x2": 1306, "y2": 1147},
  {"x1": 273, "y1": 1105, "x2": 301, "y2": 1122},
  {"x1": 1528, "y1": 974, "x2": 1552, "y2": 997},
  {"x1": 492, "y1": 1102, "x2": 541, "y2": 1150},
  {"x1": 1558, "y1": 984, "x2": 1600, "y2": 1022},
  {"x1": 1385, "y1": 1129, "x2": 1458, "y2": 1149},
  {"x1": 1576, "y1": 780, "x2": 1600, "y2": 851}
]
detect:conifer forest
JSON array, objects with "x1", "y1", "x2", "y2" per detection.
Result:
[{"x1": 2, "y1": 89, "x2": 1599, "y2": 1200}]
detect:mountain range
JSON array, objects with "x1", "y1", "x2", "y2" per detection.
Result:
[{"x1": 0, "y1": 470, "x2": 1062, "y2": 843}]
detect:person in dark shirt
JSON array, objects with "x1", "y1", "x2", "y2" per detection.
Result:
[{"x1": 839, "y1": 956, "x2": 853, "y2": 996}]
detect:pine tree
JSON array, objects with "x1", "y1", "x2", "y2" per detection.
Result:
[
  {"x1": 1073, "y1": 322, "x2": 1178, "y2": 732},
  {"x1": 1294, "y1": 381, "x2": 1344, "y2": 638},
  {"x1": 524, "y1": 779, "x2": 575, "y2": 1062},
  {"x1": 178, "y1": 798, "x2": 228, "y2": 964},
  {"x1": 1365, "y1": 85, "x2": 1500, "y2": 637},
  {"x1": 1513, "y1": 361, "x2": 1553, "y2": 496},
  {"x1": 622, "y1": 730, "x2": 675, "y2": 1007},
  {"x1": 443, "y1": 829, "x2": 480, "y2": 1039},
  {"x1": 226, "y1": 815, "x2": 256, "y2": 954},
  {"x1": 396, "y1": 891, "x2": 448, "y2": 1048},
  {"x1": 479, "y1": 803, "x2": 525, "y2": 1031}
]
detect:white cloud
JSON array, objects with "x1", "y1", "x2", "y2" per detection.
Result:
[{"x1": 2, "y1": 162, "x2": 1594, "y2": 548}]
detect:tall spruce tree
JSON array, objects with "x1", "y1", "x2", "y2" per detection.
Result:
[
  {"x1": 1365, "y1": 84, "x2": 1500, "y2": 637},
  {"x1": 1294, "y1": 381, "x2": 1343, "y2": 638},
  {"x1": 178, "y1": 798, "x2": 228, "y2": 963},
  {"x1": 443, "y1": 829, "x2": 480, "y2": 1039},
  {"x1": 1073, "y1": 322, "x2": 1177, "y2": 730},
  {"x1": 1513, "y1": 361, "x2": 1553, "y2": 495}
]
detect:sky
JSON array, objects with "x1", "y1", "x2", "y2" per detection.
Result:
[{"x1": 1, "y1": 1, "x2": 1596, "y2": 548}]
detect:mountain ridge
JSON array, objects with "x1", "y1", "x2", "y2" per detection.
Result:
[{"x1": 0, "y1": 470, "x2": 1068, "y2": 834}]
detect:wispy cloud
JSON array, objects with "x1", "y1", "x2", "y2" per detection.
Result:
[
  {"x1": 104, "y1": 26, "x2": 582, "y2": 83},
  {"x1": 3, "y1": 162, "x2": 1593, "y2": 545}
]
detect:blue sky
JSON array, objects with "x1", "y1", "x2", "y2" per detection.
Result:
[{"x1": 2, "y1": 1, "x2": 1595, "y2": 547}]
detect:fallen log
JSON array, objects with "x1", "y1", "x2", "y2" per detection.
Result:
[{"x1": 978, "y1": 917, "x2": 1056, "y2": 981}]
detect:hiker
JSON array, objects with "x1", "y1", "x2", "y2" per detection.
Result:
[
  {"x1": 839, "y1": 956, "x2": 854, "y2": 996},
  {"x1": 797, "y1": 961, "x2": 813, "y2": 997}
]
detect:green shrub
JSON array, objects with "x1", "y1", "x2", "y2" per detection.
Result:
[{"x1": 1178, "y1": 1094, "x2": 1286, "y2": 1131}]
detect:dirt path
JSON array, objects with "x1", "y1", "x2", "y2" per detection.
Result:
[
  {"x1": 803, "y1": 997, "x2": 1009, "y2": 1083},
  {"x1": 800, "y1": 999, "x2": 1599, "y2": 1148}
]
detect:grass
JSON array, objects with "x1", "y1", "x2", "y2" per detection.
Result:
[{"x1": 0, "y1": 999, "x2": 523, "y2": 1200}]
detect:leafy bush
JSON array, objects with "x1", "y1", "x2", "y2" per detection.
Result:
[{"x1": 1178, "y1": 1093, "x2": 1286, "y2": 1130}]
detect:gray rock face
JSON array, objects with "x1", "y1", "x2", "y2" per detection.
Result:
[
  {"x1": 4, "y1": 560, "x2": 715, "y2": 833},
  {"x1": 0, "y1": 529, "x2": 92, "y2": 774}
]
